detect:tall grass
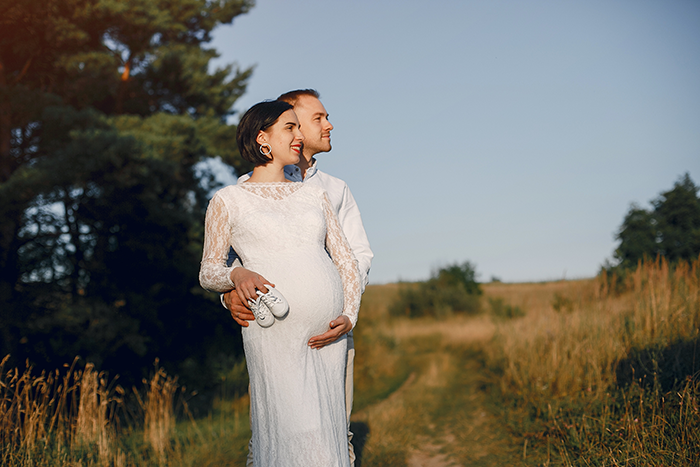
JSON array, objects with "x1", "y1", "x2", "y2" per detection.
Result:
[
  {"x1": 6, "y1": 258, "x2": 697, "y2": 466},
  {"x1": 485, "y1": 257, "x2": 700, "y2": 464},
  {"x1": 133, "y1": 362, "x2": 178, "y2": 463},
  {"x1": 0, "y1": 357, "x2": 181, "y2": 466}
]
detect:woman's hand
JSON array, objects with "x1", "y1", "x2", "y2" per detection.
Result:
[
  {"x1": 230, "y1": 267, "x2": 274, "y2": 306},
  {"x1": 308, "y1": 315, "x2": 352, "y2": 349}
]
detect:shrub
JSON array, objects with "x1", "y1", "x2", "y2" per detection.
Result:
[
  {"x1": 551, "y1": 292, "x2": 574, "y2": 313},
  {"x1": 389, "y1": 262, "x2": 482, "y2": 318},
  {"x1": 488, "y1": 297, "x2": 525, "y2": 320}
]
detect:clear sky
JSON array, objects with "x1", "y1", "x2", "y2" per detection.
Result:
[{"x1": 210, "y1": 0, "x2": 700, "y2": 284}]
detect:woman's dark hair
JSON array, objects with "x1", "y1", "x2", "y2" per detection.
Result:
[{"x1": 236, "y1": 100, "x2": 294, "y2": 166}]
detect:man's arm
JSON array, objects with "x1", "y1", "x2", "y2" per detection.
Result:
[
  {"x1": 336, "y1": 184, "x2": 373, "y2": 292},
  {"x1": 222, "y1": 247, "x2": 269, "y2": 326}
]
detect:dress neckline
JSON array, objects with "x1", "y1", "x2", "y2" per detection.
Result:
[
  {"x1": 240, "y1": 180, "x2": 298, "y2": 184},
  {"x1": 236, "y1": 181, "x2": 304, "y2": 201}
]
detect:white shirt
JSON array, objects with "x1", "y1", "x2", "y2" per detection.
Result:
[{"x1": 237, "y1": 159, "x2": 373, "y2": 291}]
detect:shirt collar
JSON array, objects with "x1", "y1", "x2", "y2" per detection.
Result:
[
  {"x1": 284, "y1": 158, "x2": 318, "y2": 182},
  {"x1": 305, "y1": 158, "x2": 318, "y2": 180}
]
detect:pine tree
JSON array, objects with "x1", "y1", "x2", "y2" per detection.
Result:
[{"x1": 0, "y1": 0, "x2": 254, "y2": 388}]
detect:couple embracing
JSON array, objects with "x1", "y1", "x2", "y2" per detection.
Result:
[{"x1": 199, "y1": 89, "x2": 373, "y2": 466}]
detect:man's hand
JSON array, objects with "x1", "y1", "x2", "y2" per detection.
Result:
[
  {"x1": 308, "y1": 315, "x2": 352, "y2": 349},
  {"x1": 223, "y1": 290, "x2": 255, "y2": 327},
  {"x1": 227, "y1": 267, "x2": 274, "y2": 326}
]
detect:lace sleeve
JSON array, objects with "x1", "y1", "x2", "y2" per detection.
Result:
[
  {"x1": 322, "y1": 192, "x2": 361, "y2": 328},
  {"x1": 199, "y1": 192, "x2": 236, "y2": 292}
]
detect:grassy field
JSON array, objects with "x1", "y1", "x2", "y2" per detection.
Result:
[
  {"x1": 480, "y1": 259, "x2": 700, "y2": 466},
  {"x1": 2, "y1": 258, "x2": 699, "y2": 466},
  {"x1": 352, "y1": 260, "x2": 700, "y2": 466}
]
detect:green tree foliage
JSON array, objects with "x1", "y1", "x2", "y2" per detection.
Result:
[
  {"x1": 0, "y1": 0, "x2": 254, "y2": 390},
  {"x1": 390, "y1": 261, "x2": 482, "y2": 318},
  {"x1": 613, "y1": 173, "x2": 700, "y2": 268}
]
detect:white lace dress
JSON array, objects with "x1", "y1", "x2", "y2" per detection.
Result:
[{"x1": 199, "y1": 182, "x2": 361, "y2": 467}]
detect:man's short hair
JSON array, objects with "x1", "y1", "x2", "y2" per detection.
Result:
[
  {"x1": 236, "y1": 100, "x2": 294, "y2": 166},
  {"x1": 277, "y1": 89, "x2": 320, "y2": 107}
]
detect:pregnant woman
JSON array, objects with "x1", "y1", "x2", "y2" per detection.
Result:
[{"x1": 199, "y1": 100, "x2": 360, "y2": 466}]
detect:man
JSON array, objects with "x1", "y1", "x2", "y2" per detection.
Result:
[{"x1": 223, "y1": 89, "x2": 373, "y2": 466}]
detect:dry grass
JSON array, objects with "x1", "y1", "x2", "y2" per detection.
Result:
[
  {"x1": 353, "y1": 258, "x2": 700, "y2": 465},
  {"x1": 481, "y1": 258, "x2": 700, "y2": 465},
  {"x1": 360, "y1": 283, "x2": 495, "y2": 345},
  {"x1": 352, "y1": 285, "x2": 522, "y2": 466},
  {"x1": 483, "y1": 277, "x2": 596, "y2": 310},
  {"x1": 0, "y1": 357, "x2": 181, "y2": 466},
  {"x1": 129, "y1": 361, "x2": 179, "y2": 464},
  {"x1": 484, "y1": 259, "x2": 700, "y2": 401},
  {"x1": 390, "y1": 315, "x2": 496, "y2": 345},
  {"x1": 4, "y1": 258, "x2": 697, "y2": 466}
]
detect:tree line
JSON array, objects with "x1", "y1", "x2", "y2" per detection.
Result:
[
  {"x1": 390, "y1": 173, "x2": 700, "y2": 319},
  {"x1": 611, "y1": 172, "x2": 700, "y2": 270},
  {"x1": 0, "y1": 0, "x2": 255, "y2": 394}
]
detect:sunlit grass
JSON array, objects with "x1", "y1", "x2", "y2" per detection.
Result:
[
  {"x1": 0, "y1": 356, "x2": 251, "y2": 466},
  {"x1": 351, "y1": 258, "x2": 700, "y2": 465},
  {"x1": 351, "y1": 287, "x2": 519, "y2": 466},
  {"x1": 482, "y1": 257, "x2": 700, "y2": 465},
  {"x1": 4, "y1": 258, "x2": 697, "y2": 465}
]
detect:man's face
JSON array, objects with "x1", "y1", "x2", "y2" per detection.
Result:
[{"x1": 293, "y1": 95, "x2": 334, "y2": 156}]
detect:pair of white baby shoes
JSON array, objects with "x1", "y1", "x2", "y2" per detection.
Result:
[{"x1": 248, "y1": 286, "x2": 289, "y2": 328}]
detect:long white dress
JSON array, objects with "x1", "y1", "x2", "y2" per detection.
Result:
[{"x1": 199, "y1": 182, "x2": 361, "y2": 467}]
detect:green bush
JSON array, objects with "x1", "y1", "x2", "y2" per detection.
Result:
[
  {"x1": 551, "y1": 292, "x2": 574, "y2": 313},
  {"x1": 488, "y1": 297, "x2": 525, "y2": 320},
  {"x1": 389, "y1": 262, "x2": 482, "y2": 318}
]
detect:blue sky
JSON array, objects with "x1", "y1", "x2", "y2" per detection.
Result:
[{"x1": 210, "y1": 0, "x2": 700, "y2": 284}]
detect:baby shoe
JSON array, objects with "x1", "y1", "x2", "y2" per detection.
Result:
[
  {"x1": 256, "y1": 286, "x2": 289, "y2": 318},
  {"x1": 248, "y1": 296, "x2": 275, "y2": 328}
]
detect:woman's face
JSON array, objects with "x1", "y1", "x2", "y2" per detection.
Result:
[{"x1": 257, "y1": 109, "x2": 304, "y2": 166}]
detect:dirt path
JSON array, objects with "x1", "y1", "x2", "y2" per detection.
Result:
[
  {"x1": 351, "y1": 320, "x2": 527, "y2": 466},
  {"x1": 405, "y1": 357, "x2": 523, "y2": 467}
]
